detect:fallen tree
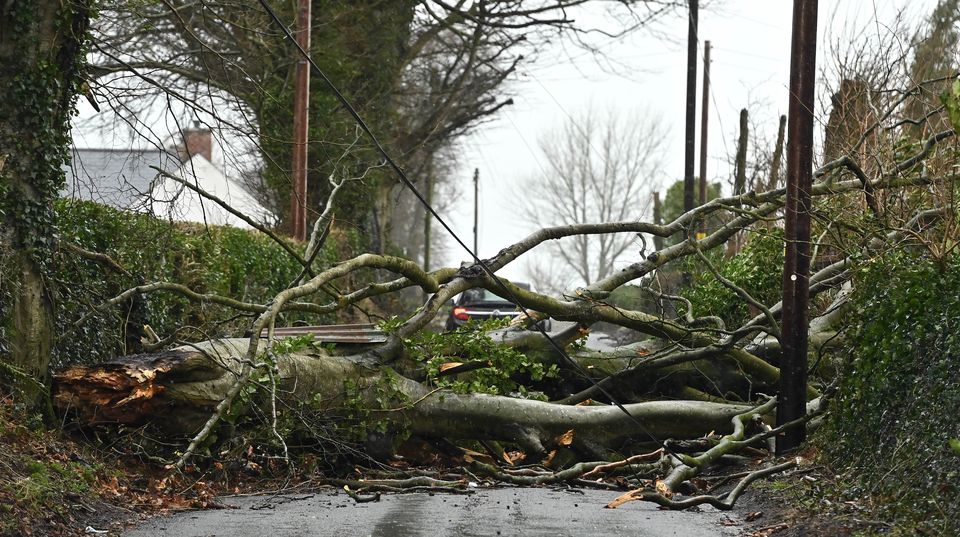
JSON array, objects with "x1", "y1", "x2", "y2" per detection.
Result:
[
  {"x1": 50, "y1": 112, "x2": 958, "y2": 509},
  {"x1": 54, "y1": 338, "x2": 759, "y2": 454}
]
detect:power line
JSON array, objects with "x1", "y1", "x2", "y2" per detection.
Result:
[{"x1": 257, "y1": 0, "x2": 678, "y2": 454}]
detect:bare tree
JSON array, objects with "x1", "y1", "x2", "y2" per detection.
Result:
[{"x1": 521, "y1": 107, "x2": 667, "y2": 288}]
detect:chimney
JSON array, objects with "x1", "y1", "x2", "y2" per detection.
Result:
[{"x1": 176, "y1": 128, "x2": 212, "y2": 162}]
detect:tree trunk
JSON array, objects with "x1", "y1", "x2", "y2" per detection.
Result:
[
  {"x1": 6, "y1": 253, "x2": 54, "y2": 409},
  {"x1": 53, "y1": 339, "x2": 757, "y2": 455},
  {"x1": 0, "y1": 1, "x2": 92, "y2": 412}
]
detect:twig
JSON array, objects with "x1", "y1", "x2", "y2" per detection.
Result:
[
  {"x1": 581, "y1": 449, "x2": 664, "y2": 479},
  {"x1": 61, "y1": 241, "x2": 131, "y2": 276},
  {"x1": 343, "y1": 485, "x2": 380, "y2": 503},
  {"x1": 607, "y1": 459, "x2": 799, "y2": 511}
]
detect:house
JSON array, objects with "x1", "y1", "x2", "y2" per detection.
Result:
[{"x1": 62, "y1": 129, "x2": 270, "y2": 228}]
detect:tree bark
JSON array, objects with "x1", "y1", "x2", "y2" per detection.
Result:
[{"x1": 53, "y1": 339, "x2": 757, "y2": 455}]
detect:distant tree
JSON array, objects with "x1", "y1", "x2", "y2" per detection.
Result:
[
  {"x1": 521, "y1": 107, "x2": 666, "y2": 289},
  {"x1": 905, "y1": 0, "x2": 960, "y2": 136},
  {"x1": 660, "y1": 178, "x2": 722, "y2": 246}
]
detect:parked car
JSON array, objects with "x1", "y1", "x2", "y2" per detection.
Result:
[{"x1": 445, "y1": 282, "x2": 551, "y2": 331}]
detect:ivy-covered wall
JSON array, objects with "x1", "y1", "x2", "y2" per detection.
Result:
[
  {"x1": 826, "y1": 250, "x2": 960, "y2": 533},
  {"x1": 47, "y1": 199, "x2": 344, "y2": 368}
]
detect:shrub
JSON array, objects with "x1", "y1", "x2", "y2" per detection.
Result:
[{"x1": 825, "y1": 250, "x2": 960, "y2": 534}]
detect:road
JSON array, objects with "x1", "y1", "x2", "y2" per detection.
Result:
[{"x1": 123, "y1": 487, "x2": 741, "y2": 537}]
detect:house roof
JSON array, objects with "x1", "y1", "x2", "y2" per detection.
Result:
[
  {"x1": 62, "y1": 142, "x2": 270, "y2": 229},
  {"x1": 62, "y1": 147, "x2": 183, "y2": 210},
  {"x1": 150, "y1": 154, "x2": 269, "y2": 228}
]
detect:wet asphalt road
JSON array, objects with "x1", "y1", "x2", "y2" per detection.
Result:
[{"x1": 123, "y1": 487, "x2": 741, "y2": 537}]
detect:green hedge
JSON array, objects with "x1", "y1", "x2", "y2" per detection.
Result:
[
  {"x1": 51, "y1": 199, "x2": 342, "y2": 367},
  {"x1": 826, "y1": 250, "x2": 960, "y2": 534}
]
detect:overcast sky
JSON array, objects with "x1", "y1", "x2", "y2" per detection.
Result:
[
  {"x1": 69, "y1": 1, "x2": 943, "y2": 288},
  {"x1": 443, "y1": 0, "x2": 938, "y2": 282}
]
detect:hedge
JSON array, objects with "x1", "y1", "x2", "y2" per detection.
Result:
[
  {"x1": 49, "y1": 199, "x2": 343, "y2": 367},
  {"x1": 826, "y1": 250, "x2": 960, "y2": 534}
]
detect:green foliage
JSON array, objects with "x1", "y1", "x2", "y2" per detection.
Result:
[
  {"x1": 679, "y1": 229, "x2": 785, "y2": 328},
  {"x1": 16, "y1": 459, "x2": 96, "y2": 506},
  {"x1": 942, "y1": 78, "x2": 960, "y2": 133},
  {"x1": 659, "y1": 179, "x2": 723, "y2": 245},
  {"x1": 268, "y1": 334, "x2": 318, "y2": 356},
  {"x1": 320, "y1": 366, "x2": 412, "y2": 457},
  {"x1": 1, "y1": 444, "x2": 99, "y2": 535},
  {"x1": 403, "y1": 319, "x2": 558, "y2": 398},
  {"x1": 52, "y1": 199, "x2": 340, "y2": 367},
  {"x1": 825, "y1": 250, "x2": 960, "y2": 533}
]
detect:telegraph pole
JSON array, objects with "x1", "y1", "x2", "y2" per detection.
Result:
[
  {"x1": 290, "y1": 0, "x2": 311, "y2": 241},
  {"x1": 652, "y1": 192, "x2": 664, "y2": 252},
  {"x1": 698, "y1": 39, "x2": 711, "y2": 237},
  {"x1": 423, "y1": 163, "x2": 433, "y2": 273},
  {"x1": 683, "y1": 0, "x2": 699, "y2": 213},
  {"x1": 472, "y1": 168, "x2": 479, "y2": 255},
  {"x1": 734, "y1": 108, "x2": 749, "y2": 197},
  {"x1": 778, "y1": 0, "x2": 818, "y2": 455}
]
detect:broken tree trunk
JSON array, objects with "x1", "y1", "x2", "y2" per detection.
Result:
[{"x1": 53, "y1": 338, "x2": 759, "y2": 456}]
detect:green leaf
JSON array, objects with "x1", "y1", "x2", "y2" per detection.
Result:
[
  {"x1": 949, "y1": 438, "x2": 960, "y2": 456},
  {"x1": 940, "y1": 78, "x2": 960, "y2": 133}
]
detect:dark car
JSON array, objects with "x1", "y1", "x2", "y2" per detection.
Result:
[{"x1": 445, "y1": 283, "x2": 551, "y2": 331}]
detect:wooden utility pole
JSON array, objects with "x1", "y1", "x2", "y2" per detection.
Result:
[
  {"x1": 683, "y1": 0, "x2": 699, "y2": 213},
  {"x1": 290, "y1": 0, "x2": 311, "y2": 241},
  {"x1": 698, "y1": 39, "x2": 710, "y2": 238},
  {"x1": 734, "y1": 108, "x2": 749, "y2": 197},
  {"x1": 778, "y1": 0, "x2": 818, "y2": 455},
  {"x1": 652, "y1": 192, "x2": 664, "y2": 251},
  {"x1": 698, "y1": 40, "x2": 711, "y2": 209},
  {"x1": 423, "y1": 164, "x2": 433, "y2": 273},
  {"x1": 472, "y1": 168, "x2": 479, "y2": 255}
]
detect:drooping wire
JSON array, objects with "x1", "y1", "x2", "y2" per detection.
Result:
[{"x1": 257, "y1": 0, "x2": 681, "y2": 455}]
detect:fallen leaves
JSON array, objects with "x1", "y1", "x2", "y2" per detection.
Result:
[
  {"x1": 556, "y1": 429, "x2": 575, "y2": 447},
  {"x1": 745, "y1": 522, "x2": 790, "y2": 536}
]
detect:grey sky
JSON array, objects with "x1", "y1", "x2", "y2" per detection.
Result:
[
  {"x1": 445, "y1": 0, "x2": 937, "y2": 282},
  {"x1": 67, "y1": 1, "x2": 942, "y2": 287}
]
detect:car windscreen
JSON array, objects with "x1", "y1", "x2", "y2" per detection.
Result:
[{"x1": 461, "y1": 288, "x2": 515, "y2": 304}]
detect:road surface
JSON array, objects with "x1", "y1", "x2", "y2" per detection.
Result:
[{"x1": 124, "y1": 486, "x2": 741, "y2": 537}]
